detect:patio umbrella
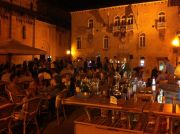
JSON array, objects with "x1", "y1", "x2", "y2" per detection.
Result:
[
  {"x1": 0, "y1": 39, "x2": 47, "y2": 63},
  {"x1": 0, "y1": 39, "x2": 46, "y2": 55}
]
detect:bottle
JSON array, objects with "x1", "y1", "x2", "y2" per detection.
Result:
[
  {"x1": 127, "y1": 83, "x2": 132, "y2": 99},
  {"x1": 152, "y1": 77, "x2": 156, "y2": 91},
  {"x1": 157, "y1": 89, "x2": 163, "y2": 103},
  {"x1": 172, "y1": 97, "x2": 176, "y2": 113}
]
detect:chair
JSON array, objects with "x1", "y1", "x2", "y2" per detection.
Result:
[
  {"x1": 5, "y1": 89, "x2": 24, "y2": 104},
  {"x1": 13, "y1": 97, "x2": 41, "y2": 134},
  {"x1": 38, "y1": 97, "x2": 49, "y2": 120},
  {"x1": 56, "y1": 89, "x2": 69, "y2": 126},
  {"x1": 0, "y1": 103, "x2": 15, "y2": 134},
  {"x1": 0, "y1": 82, "x2": 7, "y2": 97}
]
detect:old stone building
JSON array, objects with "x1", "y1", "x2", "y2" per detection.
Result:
[
  {"x1": 71, "y1": 0, "x2": 180, "y2": 79},
  {"x1": 0, "y1": 0, "x2": 70, "y2": 63}
]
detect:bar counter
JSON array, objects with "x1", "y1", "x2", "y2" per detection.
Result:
[{"x1": 61, "y1": 95, "x2": 180, "y2": 134}]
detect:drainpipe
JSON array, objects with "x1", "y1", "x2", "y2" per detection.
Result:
[
  {"x1": 32, "y1": 16, "x2": 35, "y2": 60},
  {"x1": 32, "y1": 0, "x2": 36, "y2": 60}
]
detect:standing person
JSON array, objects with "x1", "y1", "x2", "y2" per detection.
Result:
[
  {"x1": 112, "y1": 56, "x2": 118, "y2": 72},
  {"x1": 103, "y1": 57, "x2": 109, "y2": 72},
  {"x1": 96, "y1": 56, "x2": 102, "y2": 69},
  {"x1": 83, "y1": 59, "x2": 88, "y2": 73},
  {"x1": 151, "y1": 66, "x2": 159, "y2": 79},
  {"x1": 165, "y1": 58, "x2": 174, "y2": 82},
  {"x1": 165, "y1": 58, "x2": 174, "y2": 75}
]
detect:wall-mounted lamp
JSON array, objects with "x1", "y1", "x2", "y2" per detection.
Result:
[
  {"x1": 172, "y1": 31, "x2": 180, "y2": 47},
  {"x1": 66, "y1": 50, "x2": 71, "y2": 55}
]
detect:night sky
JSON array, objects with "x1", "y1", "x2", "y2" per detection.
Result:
[
  {"x1": 43, "y1": 0, "x2": 160, "y2": 11},
  {"x1": 36, "y1": 0, "x2": 160, "y2": 28}
]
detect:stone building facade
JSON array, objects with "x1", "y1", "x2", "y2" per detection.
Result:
[
  {"x1": 71, "y1": 0, "x2": 180, "y2": 79},
  {"x1": 0, "y1": 0, "x2": 70, "y2": 63}
]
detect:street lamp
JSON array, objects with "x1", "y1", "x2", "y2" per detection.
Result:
[{"x1": 66, "y1": 50, "x2": 71, "y2": 55}]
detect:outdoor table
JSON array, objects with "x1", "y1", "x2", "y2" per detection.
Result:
[
  {"x1": 62, "y1": 96, "x2": 146, "y2": 110},
  {"x1": 62, "y1": 95, "x2": 122, "y2": 121},
  {"x1": 62, "y1": 96, "x2": 147, "y2": 133},
  {"x1": 143, "y1": 102, "x2": 180, "y2": 133},
  {"x1": 62, "y1": 95, "x2": 146, "y2": 121},
  {"x1": 143, "y1": 102, "x2": 180, "y2": 117}
]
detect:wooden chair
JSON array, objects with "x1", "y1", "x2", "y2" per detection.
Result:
[
  {"x1": 0, "y1": 82, "x2": 7, "y2": 97},
  {"x1": 13, "y1": 97, "x2": 41, "y2": 134},
  {"x1": 38, "y1": 97, "x2": 49, "y2": 120},
  {"x1": 56, "y1": 89, "x2": 69, "y2": 126},
  {"x1": 5, "y1": 89, "x2": 24, "y2": 104},
  {"x1": 0, "y1": 103, "x2": 15, "y2": 134}
]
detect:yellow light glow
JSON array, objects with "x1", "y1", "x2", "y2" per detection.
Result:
[
  {"x1": 71, "y1": 44, "x2": 77, "y2": 59},
  {"x1": 175, "y1": 64, "x2": 180, "y2": 77},
  {"x1": 172, "y1": 37, "x2": 180, "y2": 47},
  {"x1": 66, "y1": 50, "x2": 71, "y2": 55}
]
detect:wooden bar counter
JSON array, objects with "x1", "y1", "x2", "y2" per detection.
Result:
[
  {"x1": 61, "y1": 95, "x2": 180, "y2": 134},
  {"x1": 62, "y1": 96, "x2": 146, "y2": 112}
]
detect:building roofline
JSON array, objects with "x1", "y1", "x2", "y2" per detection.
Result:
[{"x1": 71, "y1": 0, "x2": 167, "y2": 14}]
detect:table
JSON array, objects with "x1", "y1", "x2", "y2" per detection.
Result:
[
  {"x1": 62, "y1": 95, "x2": 180, "y2": 134},
  {"x1": 62, "y1": 96, "x2": 146, "y2": 111},
  {"x1": 143, "y1": 102, "x2": 180, "y2": 117},
  {"x1": 143, "y1": 102, "x2": 180, "y2": 133},
  {"x1": 62, "y1": 96, "x2": 146, "y2": 121}
]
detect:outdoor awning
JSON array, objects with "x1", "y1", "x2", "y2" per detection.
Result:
[{"x1": 0, "y1": 39, "x2": 47, "y2": 55}]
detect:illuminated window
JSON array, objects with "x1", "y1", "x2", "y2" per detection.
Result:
[
  {"x1": 139, "y1": 33, "x2": 145, "y2": 48},
  {"x1": 158, "y1": 12, "x2": 165, "y2": 22},
  {"x1": 121, "y1": 16, "x2": 126, "y2": 25},
  {"x1": 77, "y1": 37, "x2": 81, "y2": 49},
  {"x1": 159, "y1": 61, "x2": 165, "y2": 71},
  {"x1": 140, "y1": 57, "x2": 145, "y2": 67},
  {"x1": 127, "y1": 15, "x2": 133, "y2": 25},
  {"x1": 103, "y1": 36, "x2": 109, "y2": 49},
  {"x1": 114, "y1": 16, "x2": 120, "y2": 26},
  {"x1": 22, "y1": 25, "x2": 26, "y2": 39},
  {"x1": 88, "y1": 19, "x2": 93, "y2": 28}
]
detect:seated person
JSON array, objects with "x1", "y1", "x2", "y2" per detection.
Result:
[
  {"x1": 8, "y1": 74, "x2": 25, "y2": 96},
  {"x1": 1, "y1": 69, "x2": 11, "y2": 83}
]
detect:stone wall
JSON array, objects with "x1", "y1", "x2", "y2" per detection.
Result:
[{"x1": 71, "y1": 0, "x2": 180, "y2": 79}]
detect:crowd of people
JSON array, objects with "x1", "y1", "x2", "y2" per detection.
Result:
[
  {"x1": 151, "y1": 58, "x2": 175, "y2": 85},
  {"x1": 0, "y1": 56, "x2": 176, "y2": 120}
]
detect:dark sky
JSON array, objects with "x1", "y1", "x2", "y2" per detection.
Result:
[
  {"x1": 36, "y1": 0, "x2": 159, "y2": 28},
  {"x1": 44, "y1": 0, "x2": 159, "y2": 11}
]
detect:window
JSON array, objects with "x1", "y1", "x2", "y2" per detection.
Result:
[
  {"x1": 114, "y1": 16, "x2": 120, "y2": 26},
  {"x1": 159, "y1": 60, "x2": 166, "y2": 71},
  {"x1": 22, "y1": 25, "x2": 26, "y2": 39},
  {"x1": 158, "y1": 12, "x2": 165, "y2": 22},
  {"x1": 127, "y1": 15, "x2": 133, "y2": 25},
  {"x1": 103, "y1": 36, "x2": 109, "y2": 49},
  {"x1": 139, "y1": 33, "x2": 145, "y2": 48},
  {"x1": 140, "y1": 57, "x2": 145, "y2": 67},
  {"x1": 121, "y1": 16, "x2": 126, "y2": 25},
  {"x1": 77, "y1": 37, "x2": 81, "y2": 49},
  {"x1": 88, "y1": 19, "x2": 93, "y2": 28}
]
